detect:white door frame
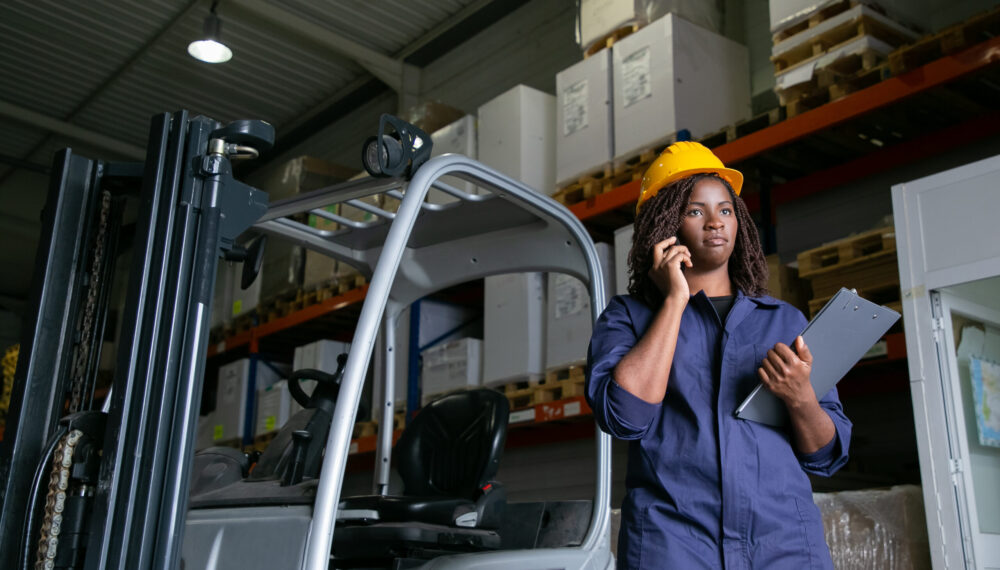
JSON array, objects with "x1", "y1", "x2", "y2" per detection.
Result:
[{"x1": 893, "y1": 153, "x2": 1000, "y2": 569}]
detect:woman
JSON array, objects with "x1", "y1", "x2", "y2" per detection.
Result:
[{"x1": 586, "y1": 142, "x2": 851, "y2": 569}]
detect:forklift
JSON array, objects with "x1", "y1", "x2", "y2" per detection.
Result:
[{"x1": 0, "y1": 112, "x2": 614, "y2": 569}]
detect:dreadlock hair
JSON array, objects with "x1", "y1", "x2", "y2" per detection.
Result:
[{"x1": 626, "y1": 173, "x2": 769, "y2": 308}]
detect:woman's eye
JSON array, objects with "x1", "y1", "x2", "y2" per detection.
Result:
[
  {"x1": 686, "y1": 209, "x2": 702, "y2": 216},
  {"x1": 721, "y1": 208, "x2": 733, "y2": 215}
]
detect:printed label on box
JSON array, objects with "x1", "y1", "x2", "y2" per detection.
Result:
[
  {"x1": 349, "y1": 442, "x2": 359, "y2": 454},
  {"x1": 564, "y1": 400, "x2": 582, "y2": 417},
  {"x1": 554, "y1": 274, "x2": 588, "y2": 319},
  {"x1": 622, "y1": 47, "x2": 652, "y2": 108},
  {"x1": 563, "y1": 79, "x2": 589, "y2": 136}
]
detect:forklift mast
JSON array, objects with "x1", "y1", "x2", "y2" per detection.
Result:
[{"x1": 0, "y1": 111, "x2": 271, "y2": 570}]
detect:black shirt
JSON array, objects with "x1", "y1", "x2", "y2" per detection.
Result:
[{"x1": 709, "y1": 295, "x2": 736, "y2": 324}]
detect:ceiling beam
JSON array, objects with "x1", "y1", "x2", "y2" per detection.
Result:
[
  {"x1": 0, "y1": 101, "x2": 146, "y2": 160},
  {"x1": 228, "y1": 0, "x2": 405, "y2": 91}
]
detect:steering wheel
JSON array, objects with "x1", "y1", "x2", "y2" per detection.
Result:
[{"x1": 287, "y1": 353, "x2": 348, "y2": 409}]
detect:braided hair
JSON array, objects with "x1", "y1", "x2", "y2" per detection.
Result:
[{"x1": 626, "y1": 173, "x2": 769, "y2": 308}]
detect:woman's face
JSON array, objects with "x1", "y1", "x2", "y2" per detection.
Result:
[{"x1": 677, "y1": 177, "x2": 738, "y2": 271}]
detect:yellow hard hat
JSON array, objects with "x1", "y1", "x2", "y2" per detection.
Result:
[{"x1": 636, "y1": 141, "x2": 743, "y2": 214}]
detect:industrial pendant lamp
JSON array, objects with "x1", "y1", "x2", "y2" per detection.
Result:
[{"x1": 188, "y1": 1, "x2": 232, "y2": 63}]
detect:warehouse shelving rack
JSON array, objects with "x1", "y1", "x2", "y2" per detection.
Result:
[{"x1": 200, "y1": 37, "x2": 1000, "y2": 462}]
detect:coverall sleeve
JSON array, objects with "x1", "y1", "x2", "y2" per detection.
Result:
[
  {"x1": 797, "y1": 386, "x2": 852, "y2": 476},
  {"x1": 785, "y1": 307, "x2": 853, "y2": 476},
  {"x1": 586, "y1": 296, "x2": 661, "y2": 440}
]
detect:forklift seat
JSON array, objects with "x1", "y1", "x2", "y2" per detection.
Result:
[{"x1": 334, "y1": 388, "x2": 509, "y2": 560}]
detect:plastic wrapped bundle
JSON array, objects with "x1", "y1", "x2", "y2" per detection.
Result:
[{"x1": 814, "y1": 485, "x2": 931, "y2": 570}]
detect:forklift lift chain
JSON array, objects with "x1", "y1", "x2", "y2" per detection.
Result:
[
  {"x1": 68, "y1": 191, "x2": 111, "y2": 414},
  {"x1": 35, "y1": 429, "x2": 84, "y2": 569}
]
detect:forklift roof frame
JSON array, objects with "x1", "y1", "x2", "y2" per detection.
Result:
[{"x1": 253, "y1": 153, "x2": 612, "y2": 569}]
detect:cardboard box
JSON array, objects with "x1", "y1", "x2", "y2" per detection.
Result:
[
  {"x1": 303, "y1": 250, "x2": 339, "y2": 290},
  {"x1": 213, "y1": 358, "x2": 286, "y2": 442},
  {"x1": 378, "y1": 300, "x2": 480, "y2": 409},
  {"x1": 556, "y1": 50, "x2": 614, "y2": 186},
  {"x1": 255, "y1": 380, "x2": 292, "y2": 436},
  {"x1": 766, "y1": 254, "x2": 809, "y2": 314},
  {"x1": 294, "y1": 339, "x2": 350, "y2": 373},
  {"x1": 483, "y1": 272, "x2": 546, "y2": 385},
  {"x1": 546, "y1": 243, "x2": 615, "y2": 370},
  {"x1": 478, "y1": 85, "x2": 556, "y2": 195},
  {"x1": 614, "y1": 224, "x2": 634, "y2": 296},
  {"x1": 428, "y1": 115, "x2": 480, "y2": 203},
  {"x1": 196, "y1": 411, "x2": 217, "y2": 450},
  {"x1": 224, "y1": 260, "x2": 261, "y2": 320},
  {"x1": 612, "y1": 14, "x2": 750, "y2": 162},
  {"x1": 578, "y1": 0, "x2": 722, "y2": 49},
  {"x1": 421, "y1": 338, "x2": 483, "y2": 405}
]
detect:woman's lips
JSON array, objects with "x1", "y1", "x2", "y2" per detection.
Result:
[{"x1": 705, "y1": 237, "x2": 727, "y2": 246}]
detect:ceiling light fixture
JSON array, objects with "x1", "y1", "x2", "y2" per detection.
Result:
[{"x1": 188, "y1": 1, "x2": 232, "y2": 64}]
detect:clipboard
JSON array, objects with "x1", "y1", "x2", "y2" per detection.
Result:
[{"x1": 733, "y1": 287, "x2": 901, "y2": 426}]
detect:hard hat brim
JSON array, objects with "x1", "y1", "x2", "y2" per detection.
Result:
[{"x1": 636, "y1": 166, "x2": 744, "y2": 214}]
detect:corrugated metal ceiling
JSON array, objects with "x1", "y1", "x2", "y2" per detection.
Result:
[{"x1": 0, "y1": 0, "x2": 489, "y2": 178}]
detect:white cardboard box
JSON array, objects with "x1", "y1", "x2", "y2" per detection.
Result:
[
  {"x1": 379, "y1": 300, "x2": 480, "y2": 409},
  {"x1": 293, "y1": 339, "x2": 350, "y2": 373},
  {"x1": 223, "y1": 260, "x2": 261, "y2": 320},
  {"x1": 478, "y1": 85, "x2": 557, "y2": 195},
  {"x1": 614, "y1": 224, "x2": 634, "y2": 296},
  {"x1": 214, "y1": 358, "x2": 285, "y2": 442},
  {"x1": 556, "y1": 50, "x2": 614, "y2": 186},
  {"x1": 196, "y1": 411, "x2": 217, "y2": 450},
  {"x1": 429, "y1": 115, "x2": 480, "y2": 203},
  {"x1": 256, "y1": 380, "x2": 292, "y2": 436},
  {"x1": 421, "y1": 338, "x2": 483, "y2": 405},
  {"x1": 546, "y1": 243, "x2": 615, "y2": 370},
  {"x1": 578, "y1": 0, "x2": 722, "y2": 48},
  {"x1": 483, "y1": 272, "x2": 546, "y2": 386},
  {"x1": 612, "y1": 13, "x2": 750, "y2": 162}
]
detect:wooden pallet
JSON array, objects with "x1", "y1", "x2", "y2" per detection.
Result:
[
  {"x1": 806, "y1": 253, "x2": 899, "y2": 299},
  {"x1": 808, "y1": 280, "x2": 902, "y2": 317},
  {"x1": 500, "y1": 368, "x2": 587, "y2": 409},
  {"x1": 584, "y1": 24, "x2": 640, "y2": 59},
  {"x1": 352, "y1": 421, "x2": 378, "y2": 439},
  {"x1": 888, "y1": 5, "x2": 1000, "y2": 76},
  {"x1": 797, "y1": 226, "x2": 896, "y2": 276},
  {"x1": 612, "y1": 131, "x2": 691, "y2": 181},
  {"x1": 784, "y1": 60, "x2": 889, "y2": 117},
  {"x1": 698, "y1": 108, "x2": 786, "y2": 148},
  {"x1": 553, "y1": 163, "x2": 614, "y2": 206},
  {"x1": 772, "y1": 0, "x2": 864, "y2": 44},
  {"x1": 772, "y1": 12, "x2": 911, "y2": 73},
  {"x1": 252, "y1": 431, "x2": 279, "y2": 452}
]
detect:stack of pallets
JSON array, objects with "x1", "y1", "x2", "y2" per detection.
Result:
[
  {"x1": 771, "y1": 1, "x2": 919, "y2": 117},
  {"x1": 796, "y1": 226, "x2": 902, "y2": 317}
]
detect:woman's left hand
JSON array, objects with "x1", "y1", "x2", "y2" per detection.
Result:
[{"x1": 758, "y1": 336, "x2": 816, "y2": 409}]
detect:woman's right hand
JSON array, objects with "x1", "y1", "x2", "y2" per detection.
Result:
[{"x1": 648, "y1": 236, "x2": 691, "y2": 302}]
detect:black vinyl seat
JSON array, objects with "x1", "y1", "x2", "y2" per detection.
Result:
[{"x1": 334, "y1": 388, "x2": 509, "y2": 560}]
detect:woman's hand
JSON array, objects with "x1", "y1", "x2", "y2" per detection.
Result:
[
  {"x1": 648, "y1": 237, "x2": 691, "y2": 303},
  {"x1": 758, "y1": 336, "x2": 815, "y2": 410}
]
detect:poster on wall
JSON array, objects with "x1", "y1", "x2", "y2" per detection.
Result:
[{"x1": 970, "y1": 356, "x2": 1000, "y2": 448}]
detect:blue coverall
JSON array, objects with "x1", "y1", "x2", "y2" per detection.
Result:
[{"x1": 587, "y1": 291, "x2": 852, "y2": 569}]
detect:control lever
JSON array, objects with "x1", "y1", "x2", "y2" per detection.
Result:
[{"x1": 283, "y1": 430, "x2": 313, "y2": 486}]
